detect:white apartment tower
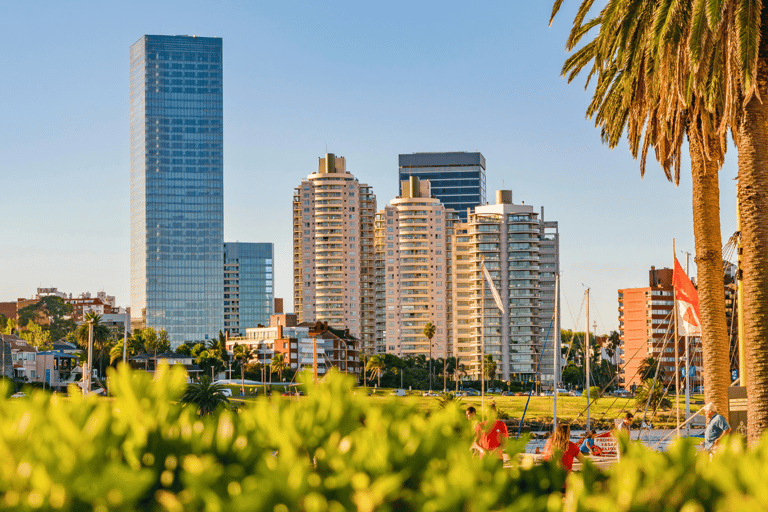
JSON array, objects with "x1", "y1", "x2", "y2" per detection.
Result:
[
  {"x1": 374, "y1": 177, "x2": 458, "y2": 358},
  {"x1": 293, "y1": 154, "x2": 377, "y2": 353},
  {"x1": 452, "y1": 190, "x2": 560, "y2": 383}
]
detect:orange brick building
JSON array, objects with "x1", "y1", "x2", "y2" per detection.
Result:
[{"x1": 618, "y1": 267, "x2": 702, "y2": 391}]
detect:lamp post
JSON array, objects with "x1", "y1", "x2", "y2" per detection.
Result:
[
  {"x1": 84, "y1": 315, "x2": 94, "y2": 396},
  {"x1": 122, "y1": 311, "x2": 129, "y2": 364}
]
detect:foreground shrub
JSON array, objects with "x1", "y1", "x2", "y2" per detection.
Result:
[
  {"x1": 0, "y1": 364, "x2": 564, "y2": 511},
  {"x1": 564, "y1": 434, "x2": 768, "y2": 511}
]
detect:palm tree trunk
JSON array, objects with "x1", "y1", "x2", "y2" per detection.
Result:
[
  {"x1": 738, "y1": 36, "x2": 768, "y2": 442},
  {"x1": 687, "y1": 125, "x2": 731, "y2": 419}
]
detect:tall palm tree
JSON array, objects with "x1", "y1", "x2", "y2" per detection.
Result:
[
  {"x1": 366, "y1": 354, "x2": 386, "y2": 388},
  {"x1": 75, "y1": 312, "x2": 112, "y2": 378},
  {"x1": 271, "y1": 353, "x2": 287, "y2": 382},
  {"x1": 423, "y1": 322, "x2": 436, "y2": 391},
  {"x1": 551, "y1": 0, "x2": 732, "y2": 423},
  {"x1": 180, "y1": 376, "x2": 231, "y2": 415}
]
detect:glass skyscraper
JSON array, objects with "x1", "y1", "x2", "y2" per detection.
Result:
[
  {"x1": 224, "y1": 243, "x2": 275, "y2": 336},
  {"x1": 398, "y1": 152, "x2": 486, "y2": 221},
  {"x1": 130, "y1": 35, "x2": 224, "y2": 346}
]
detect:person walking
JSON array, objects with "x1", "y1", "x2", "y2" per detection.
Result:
[{"x1": 472, "y1": 403, "x2": 508, "y2": 459}]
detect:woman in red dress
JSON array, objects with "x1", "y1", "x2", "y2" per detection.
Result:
[{"x1": 542, "y1": 424, "x2": 583, "y2": 472}]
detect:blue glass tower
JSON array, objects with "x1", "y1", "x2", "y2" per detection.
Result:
[
  {"x1": 224, "y1": 243, "x2": 274, "y2": 336},
  {"x1": 398, "y1": 152, "x2": 486, "y2": 220},
  {"x1": 130, "y1": 35, "x2": 224, "y2": 346}
]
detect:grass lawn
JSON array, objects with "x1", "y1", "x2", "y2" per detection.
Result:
[{"x1": 221, "y1": 384, "x2": 704, "y2": 430}]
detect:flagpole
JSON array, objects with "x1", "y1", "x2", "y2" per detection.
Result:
[
  {"x1": 585, "y1": 287, "x2": 590, "y2": 431},
  {"x1": 553, "y1": 273, "x2": 560, "y2": 431},
  {"x1": 673, "y1": 239, "x2": 681, "y2": 437},
  {"x1": 684, "y1": 252, "x2": 691, "y2": 437}
]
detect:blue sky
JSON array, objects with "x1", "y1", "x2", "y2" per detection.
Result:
[{"x1": 0, "y1": 1, "x2": 739, "y2": 333}]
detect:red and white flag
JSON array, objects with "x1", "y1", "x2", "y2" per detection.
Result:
[{"x1": 673, "y1": 256, "x2": 701, "y2": 337}]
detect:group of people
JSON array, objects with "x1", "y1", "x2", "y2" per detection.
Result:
[{"x1": 463, "y1": 403, "x2": 732, "y2": 473}]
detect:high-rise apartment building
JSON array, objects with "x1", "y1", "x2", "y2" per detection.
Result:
[
  {"x1": 452, "y1": 191, "x2": 560, "y2": 383},
  {"x1": 374, "y1": 177, "x2": 458, "y2": 357},
  {"x1": 618, "y1": 267, "x2": 703, "y2": 391},
  {"x1": 293, "y1": 154, "x2": 377, "y2": 352},
  {"x1": 398, "y1": 152, "x2": 486, "y2": 221},
  {"x1": 130, "y1": 35, "x2": 224, "y2": 346},
  {"x1": 224, "y1": 243, "x2": 274, "y2": 336}
]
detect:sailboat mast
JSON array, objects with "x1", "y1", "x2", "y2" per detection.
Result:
[
  {"x1": 585, "y1": 287, "x2": 590, "y2": 431},
  {"x1": 673, "y1": 239, "x2": 681, "y2": 436}
]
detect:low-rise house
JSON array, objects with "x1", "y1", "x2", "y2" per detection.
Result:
[
  {"x1": 35, "y1": 351, "x2": 79, "y2": 388},
  {"x1": 226, "y1": 314, "x2": 360, "y2": 376}
]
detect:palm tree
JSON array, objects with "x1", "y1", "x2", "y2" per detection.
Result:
[
  {"x1": 75, "y1": 312, "x2": 111, "y2": 379},
  {"x1": 638, "y1": 356, "x2": 664, "y2": 381},
  {"x1": 180, "y1": 376, "x2": 231, "y2": 415},
  {"x1": 366, "y1": 354, "x2": 386, "y2": 388},
  {"x1": 456, "y1": 363, "x2": 466, "y2": 393},
  {"x1": 271, "y1": 353, "x2": 287, "y2": 382},
  {"x1": 232, "y1": 343, "x2": 249, "y2": 395},
  {"x1": 423, "y1": 322, "x2": 436, "y2": 391},
  {"x1": 483, "y1": 354, "x2": 497, "y2": 393},
  {"x1": 635, "y1": 378, "x2": 672, "y2": 413},
  {"x1": 551, "y1": 0, "x2": 732, "y2": 425}
]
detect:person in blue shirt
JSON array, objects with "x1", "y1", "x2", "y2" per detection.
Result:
[
  {"x1": 701, "y1": 404, "x2": 731, "y2": 452},
  {"x1": 579, "y1": 430, "x2": 598, "y2": 455}
]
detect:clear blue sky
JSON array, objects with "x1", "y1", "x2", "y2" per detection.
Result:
[{"x1": 0, "y1": 0, "x2": 738, "y2": 333}]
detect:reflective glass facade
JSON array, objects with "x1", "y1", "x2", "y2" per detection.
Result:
[
  {"x1": 224, "y1": 243, "x2": 274, "y2": 336},
  {"x1": 398, "y1": 152, "x2": 486, "y2": 221},
  {"x1": 130, "y1": 35, "x2": 224, "y2": 346}
]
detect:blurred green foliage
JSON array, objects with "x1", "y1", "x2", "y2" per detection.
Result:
[
  {"x1": 0, "y1": 365, "x2": 564, "y2": 511},
  {"x1": 2, "y1": 364, "x2": 766, "y2": 511}
]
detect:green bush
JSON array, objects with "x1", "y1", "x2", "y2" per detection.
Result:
[
  {"x1": 564, "y1": 435, "x2": 768, "y2": 511},
  {"x1": 5, "y1": 364, "x2": 768, "y2": 511},
  {"x1": 0, "y1": 364, "x2": 564, "y2": 511}
]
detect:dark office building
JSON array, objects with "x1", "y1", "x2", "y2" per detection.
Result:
[{"x1": 398, "y1": 152, "x2": 486, "y2": 220}]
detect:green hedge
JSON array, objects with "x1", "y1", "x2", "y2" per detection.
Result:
[
  {"x1": 4, "y1": 364, "x2": 768, "y2": 511},
  {"x1": 0, "y1": 365, "x2": 565, "y2": 511}
]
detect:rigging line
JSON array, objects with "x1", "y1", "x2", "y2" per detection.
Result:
[
  {"x1": 639, "y1": 313, "x2": 675, "y2": 441},
  {"x1": 516, "y1": 313, "x2": 554, "y2": 438},
  {"x1": 563, "y1": 291, "x2": 587, "y2": 363},
  {"x1": 568, "y1": 326, "x2": 667, "y2": 427},
  {"x1": 575, "y1": 307, "x2": 676, "y2": 428},
  {"x1": 591, "y1": 291, "x2": 610, "y2": 336},
  {"x1": 560, "y1": 278, "x2": 579, "y2": 328}
]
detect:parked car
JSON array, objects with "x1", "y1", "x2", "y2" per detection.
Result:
[
  {"x1": 10, "y1": 392, "x2": 25, "y2": 398},
  {"x1": 392, "y1": 389, "x2": 406, "y2": 397},
  {"x1": 462, "y1": 388, "x2": 480, "y2": 396},
  {"x1": 569, "y1": 390, "x2": 583, "y2": 397},
  {"x1": 220, "y1": 388, "x2": 232, "y2": 397}
]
